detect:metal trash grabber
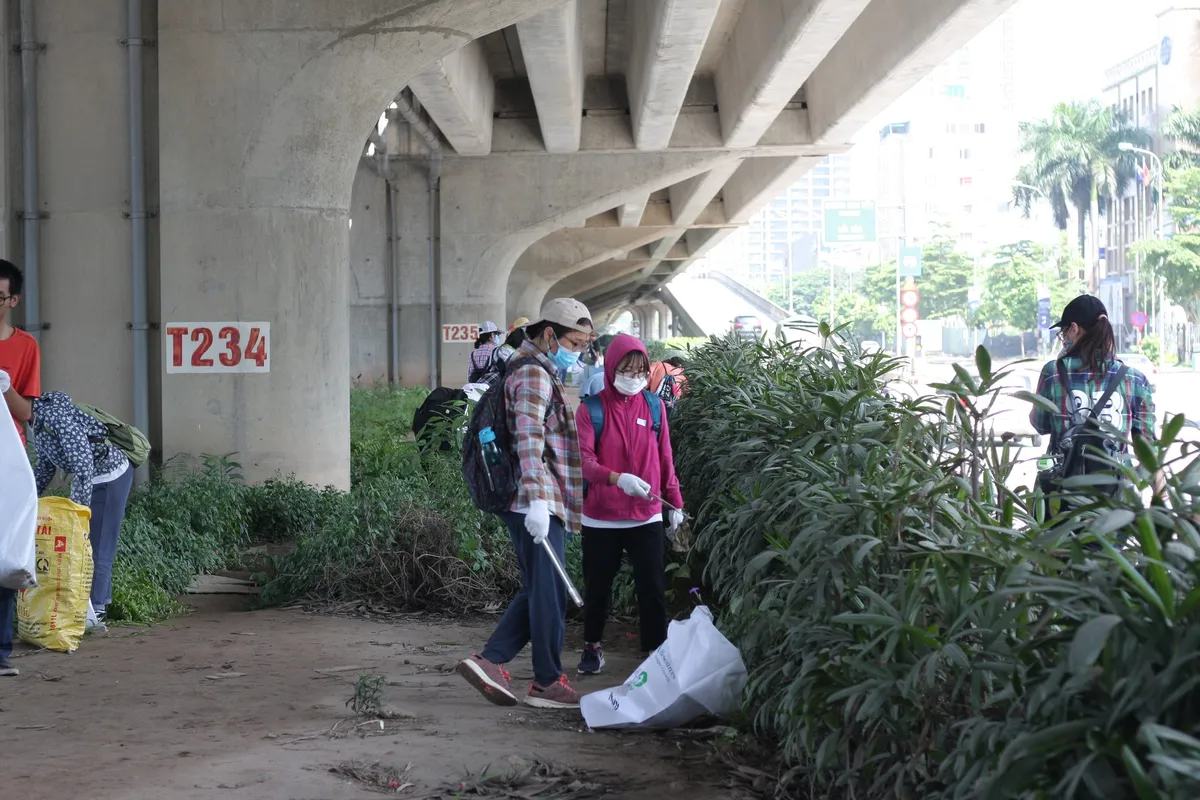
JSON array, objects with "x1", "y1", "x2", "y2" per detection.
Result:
[
  {"x1": 541, "y1": 539, "x2": 584, "y2": 607},
  {"x1": 649, "y1": 493, "x2": 692, "y2": 521}
]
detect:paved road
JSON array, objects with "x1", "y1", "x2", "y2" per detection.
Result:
[{"x1": 668, "y1": 274, "x2": 772, "y2": 337}]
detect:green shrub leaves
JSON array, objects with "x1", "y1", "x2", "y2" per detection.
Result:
[{"x1": 673, "y1": 330, "x2": 1200, "y2": 799}]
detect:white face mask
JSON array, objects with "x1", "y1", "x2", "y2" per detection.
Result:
[{"x1": 613, "y1": 375, "x2": 647, "y2": 396}]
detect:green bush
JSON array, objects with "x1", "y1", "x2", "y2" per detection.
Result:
[
  {"x1": 672, "y1": 328, "x2": 1200, "y2": 798},
  {"x1": 109, "y1": 460, "x2": 249, "y2": 623},
  {"x1": 645, "y1": 337, "x2": 706, "y2": 363}
]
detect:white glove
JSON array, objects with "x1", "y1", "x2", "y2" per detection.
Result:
[
  {"x1": 668, "y1": 509, "x2": 685, "y2": 534},
  {"x1": 524, "y1": 499, "x2": 550, "y2": 544},
  {"x1": 0, "y1": 369, "x2": 9, "y2": 394},
  {"x1": 616, "y1": 473, "x2": 651, "y2": 499}
]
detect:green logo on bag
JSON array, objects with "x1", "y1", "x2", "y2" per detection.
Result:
[{"x1": 630, "y1": 671, "x2": 648, "y2": 689}]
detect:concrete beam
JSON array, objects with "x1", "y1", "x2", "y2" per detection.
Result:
[
  {"x1": 627, "y1": 0, "x2": 724, "y2": 151},
  {"x1": 517, "y1": 0, "x2": 585, "y2": 153},
  {"x1": 723, "y1": 155, "x2": 822, "y2": 223},
  {"x1": 617, "y1": 196, "x2": 648, "y2": 227},
  {"x1": 668, "y1": 158, "x2": 742, "y2": 223},
  {"x1": 716, "y1": 0, "x2": 871, "y2": 148},
  {"x1": 407, "y1": 40, "x2": 495, "y2": 155},
  {"x1": 483, "y1": 106, "x2": 814, "y2": 156},
  {"x1": 806, "y1": 0, "x2": 1019, "y2": 143}
]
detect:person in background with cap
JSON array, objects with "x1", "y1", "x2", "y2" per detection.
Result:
[
  {"x1": 1031, "y1": 295, "x2": 1156, "y2": 495},
  {"x1": 468, "y1": 321, "x2": 502, "y2": 383},
  {"x1": 458, "y1": 298, "x2": 594, "y2": 710},
  {"x1": 489, "y1": 317, "x2": 530, "y2": 371}
]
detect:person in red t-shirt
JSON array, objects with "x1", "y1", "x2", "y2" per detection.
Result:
[{"x1": 0, "y1": 259, "x2": 40, "y2": 677}]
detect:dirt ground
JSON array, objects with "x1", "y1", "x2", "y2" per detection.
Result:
[{"x1": 0, "y1": 596, "x2": 739, "y2": 800}]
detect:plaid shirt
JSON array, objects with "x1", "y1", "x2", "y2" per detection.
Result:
[
  {"x1": 1030, "y1": 356, "x2": 1156, "y2": 452},
  {"x1": 505, "y1": 341, "x2": 584, "y2": 532}
]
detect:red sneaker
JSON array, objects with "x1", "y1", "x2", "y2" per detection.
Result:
[
  {"x1": 457, "y1": 654, "x2": 518, "y2": 706},
  {"x1": 524, "y1": 675, "x2": 581, "y2": 709}
]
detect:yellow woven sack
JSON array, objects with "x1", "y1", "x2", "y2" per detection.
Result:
[{"x1": 18, "y1": 497, "x2": 93, "y2": 652}]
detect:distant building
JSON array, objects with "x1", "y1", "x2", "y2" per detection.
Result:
[
  {"x1": 737, "y1": 153, "x2": 856, "y2": 286},
  {"x1": 875, "y1": 10, "x2": 1040, "y2": 263},
  {"x1": 1102, "y1": 5, "x2": 1200, "y2": 333}
]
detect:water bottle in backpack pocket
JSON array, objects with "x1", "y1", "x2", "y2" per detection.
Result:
[
  {"x1": 478, "y1": 427, "x2": 505, "y2": 493},
  {"x1": 462, "y1": 357, "x2": 559, "y2": 514}
]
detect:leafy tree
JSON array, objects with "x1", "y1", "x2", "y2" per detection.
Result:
[
  {"x1": 1013, "y1": 101, "x2": 1152, "y2": 271},
  {"x1": 923, "y1": 236, "x2": 977, "y2": 320},
  {"x1": 1130, "y1": 167, "x2": 1200, "y2": 322},
  {"x1": 977, "y1": 242, "x2": 1043, "y2": 333},
  {"x1": 1163, "y1": 105, "x2": 1200, "y2": 170},
  {"x1": 766, "y1": 269, "x2": 832, "y2": 317}
]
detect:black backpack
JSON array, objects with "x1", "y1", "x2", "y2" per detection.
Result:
[
  {"x1": 413, "y1": 387, "x2": 468, "y2": 454},
  {"x1": 1042, "y1": 361, "x2": 1128, "y2": 497},
  {"x1": 656, "y1": 371, "x2": 679, "y2": 415},
  {"x1": 462, "y1": 356, "x2": 559, "y2": 514}
]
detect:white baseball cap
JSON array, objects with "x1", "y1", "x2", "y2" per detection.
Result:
[
  {"x1": 538, "y1": 298, "x2": 593, "y2": 335},
  {"x1": 479, "y1": 320, "x2": 500, "y2": 334}
]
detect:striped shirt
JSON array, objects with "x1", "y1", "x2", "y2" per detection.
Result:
[
  {"x1": 505, "y1": 340, "x2": 583, "y2": 533},
  {"x1": 1030, "y1": 356, "x2": 1156, "y2": 454}
]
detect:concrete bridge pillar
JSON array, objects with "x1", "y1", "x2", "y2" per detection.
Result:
[
  {"x1": 155, "y1": 0, "x2": 566, "y2": 488},
  {"x1": 14, "y1": 0, "x2": 153, "y2": 434}
]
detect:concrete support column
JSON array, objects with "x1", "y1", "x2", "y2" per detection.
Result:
[
  {"x1": 34, "y1": 1, "x2": 145, "y2": 421},
  {"x1": 348, "y1": 160, "x2": 389, "y2": 385},
  {"x1": 658, "y1": 305, "x2": 669, "y2": 340}
]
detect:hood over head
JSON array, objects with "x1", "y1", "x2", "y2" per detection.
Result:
[{"x1": 603, "y1": 334, "x2": 649, "y2": 392}]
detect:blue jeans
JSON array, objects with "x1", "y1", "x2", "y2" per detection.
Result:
[
  {"x1": 89, "y1": 466, "x2": 134, "y2": 611},
  {"x1": 482, "y1": 512, "x2": 567, "y2": 688},
  {"x1": 0, "y1": 586, "x2": 14, "y2": 659}
]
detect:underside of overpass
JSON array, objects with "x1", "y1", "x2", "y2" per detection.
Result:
[{"x1": 4, "y1": 0, "x2": 1018, "y2": 488}]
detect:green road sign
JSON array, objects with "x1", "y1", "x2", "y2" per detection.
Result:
[
  {"x1": 899, "y1": 245, "x2": 922, "y2": 277},
  {"x1": 823, "y1": 200, "x2": 877, "y2": 244}
]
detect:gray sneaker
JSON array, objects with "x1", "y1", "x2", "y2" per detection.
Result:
[
  {"x1": 525, "y1": 676, "x2": 580, "y2": 709},
  {"x1": 0, "y1": 656, "x2": 19, "y2": 677}
]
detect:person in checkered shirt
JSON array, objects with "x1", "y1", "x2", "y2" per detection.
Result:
[
  {"x1": 1031, "y1": 296, "x2": 1158, "y2": 513},
  {"x1": 458, "y1": 298, "x2": 594, "y2": 710}
]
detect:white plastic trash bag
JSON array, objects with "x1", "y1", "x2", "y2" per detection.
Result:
[
  {"x1": 0, "y1": 416, "x2": 38, "y2": 591},
  {"x1": 581, "y1": 606, "x2": 747, "y2": 729}
]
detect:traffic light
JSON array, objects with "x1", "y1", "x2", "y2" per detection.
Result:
[{"x1": 900, "y1": 277, "x2": 919, "y2": 339}]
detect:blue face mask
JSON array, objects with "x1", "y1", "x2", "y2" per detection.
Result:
[{"x1": 549, "y1": 334, "x2": 581, "y2": 371}]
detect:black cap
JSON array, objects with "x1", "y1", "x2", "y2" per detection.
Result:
[{"x1": 1050, "y1": 295, "x2": 1107, "y2": 330}]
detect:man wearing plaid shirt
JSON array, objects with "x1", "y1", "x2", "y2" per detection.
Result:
[{"x1": 459, "y1": 298, "x2": 593, "y2": 710}]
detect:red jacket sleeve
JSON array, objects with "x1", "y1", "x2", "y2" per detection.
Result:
[
  {"x1": 657, "y1": 404, "x2": 684, "y2": 510},
  {"x1": 575, "y1": 401, "x2": 612, "y2": 486}
]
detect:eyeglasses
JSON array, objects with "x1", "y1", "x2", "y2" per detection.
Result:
[
  {"x1": 558, "y1": 334, "x2": 591, "y2": 352},
  {"x1": 616, "y1": 365, "x2": 649, "y2": 379},
  {"x1": 0, "y1": 295, "x2": 12, "y2": 304}
]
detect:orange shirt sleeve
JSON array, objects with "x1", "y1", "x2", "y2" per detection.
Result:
[{"x1": 12, "y1": 332, "x2": 40, "y2": 399}]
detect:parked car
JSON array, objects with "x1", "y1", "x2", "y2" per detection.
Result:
[{"x1": 733, "y1": 315, "x2": 763, "y2": 340}]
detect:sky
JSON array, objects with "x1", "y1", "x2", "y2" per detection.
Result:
[
  {"x1": 1012, "y1": 0, "x2": 1161, "y2": 119},
  {"x1": 855, "y1": 0, "x2": 1163, "y2": 140}
]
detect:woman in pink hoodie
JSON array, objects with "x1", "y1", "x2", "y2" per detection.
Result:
[{"x1": 574, "y1": 334, "x2": 685, "y2": 675}]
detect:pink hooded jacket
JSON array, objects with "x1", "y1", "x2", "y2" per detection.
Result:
[{"x1": 575, "y1": 334, "x2": 684, "y2": 523}]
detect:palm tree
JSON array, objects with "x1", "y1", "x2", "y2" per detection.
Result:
[
  {"x1": 1162, "y1": 105, "x2": 1200, "y2": 170},
  {"x1": 1012, "y1": 101, "x2": 1152, "y2": 287}
]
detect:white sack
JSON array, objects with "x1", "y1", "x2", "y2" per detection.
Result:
[
  {"x1": 581, "y1": 606, "x2": 747, "y2": 729},
  {"x1": 0, "y1": 416, "x2": 38, "y2": 590}
]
